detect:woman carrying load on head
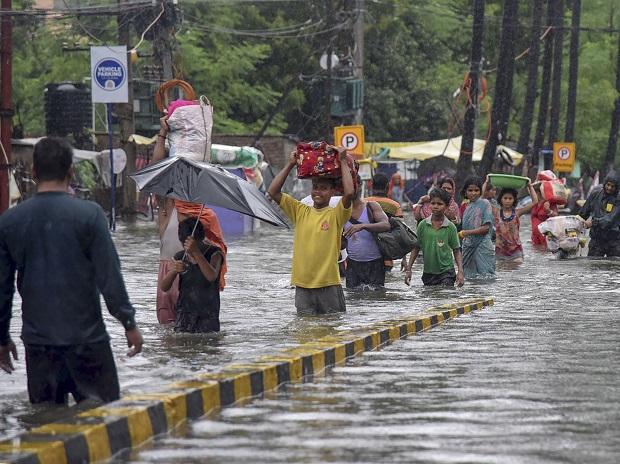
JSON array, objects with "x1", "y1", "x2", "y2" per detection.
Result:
[{"x1": 152, "y1": 114, "x2": 228, "y2": 324}]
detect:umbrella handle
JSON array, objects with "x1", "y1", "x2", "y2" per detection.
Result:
[{"x1": 181, "y1": 203, "x2": 206, "y2": 262}]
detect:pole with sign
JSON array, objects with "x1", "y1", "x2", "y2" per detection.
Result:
[
  {"x1": 90, "y1": 45, "x2": 129, "y2": 230},
  {"x1": 334, "y1": 125, "x2": 365, "y2": 158},
  {"x1": 553, "y1": 142, "x2": 576, "y2": 174}
]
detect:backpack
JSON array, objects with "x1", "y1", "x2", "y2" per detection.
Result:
[{"x1": 366, "y1": 204, "x2": 418, "y2": 260}]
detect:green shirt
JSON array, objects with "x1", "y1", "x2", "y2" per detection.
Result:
[{"x1": 416, "y1": 216, "x2": 460, "y2": 274}]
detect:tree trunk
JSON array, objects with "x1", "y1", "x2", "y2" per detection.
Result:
[
  {"x1": 117, "y1": 0, "x2": 137, "y2": 216},
  {"x1": 532, "y1": 0, "x2": 555, "y2": 168},
  {"x1": 564, "y1": 0, "x2": 581, "y2": 142},
  {"x1": 479, "y1": 0, "x2": 519, "y2": 178},
  {"x1": 548, "y1": 0, "x2": 565, "y2": 147},
  {"x1": 457, "y1": 0, "x2": 485, "y2": 187},
  {"x1": 516, "y1": 0, "x2": 544, "y2": 156},
  {"x1": 604, "y1": 32, "x2": 620, "y2": 173}
]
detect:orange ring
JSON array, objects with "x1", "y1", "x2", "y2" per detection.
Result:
[
  {"x1": 155, "y1": 79, "x2": 197, "y2": 113},
  {"x1": 462, "y1": 73, "x2": 487, "y2": 103}
]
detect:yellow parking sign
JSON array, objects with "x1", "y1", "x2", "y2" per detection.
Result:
[
  {"x1": 334, "y1": 125, "x2": 365, "y2": 158},
  {"x1": 553, "y1": 142, "x2": 576, "y2": 173}
]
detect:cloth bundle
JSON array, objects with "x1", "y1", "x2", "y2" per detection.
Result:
[
  {"x1": 540, "y1": 180, "x2": 568, "y2": 205},
  {"x1": 295, "y1": 141, "x2": 359, "y2": 190}
]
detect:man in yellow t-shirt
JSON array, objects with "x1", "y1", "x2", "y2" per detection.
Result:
[{"x1": 268, "y1": 148, "x2": 354, "y2": 315}]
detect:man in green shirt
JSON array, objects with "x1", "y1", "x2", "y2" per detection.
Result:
[{"x1": 405, "y1": 188, "x2": 464, "y2": 287}]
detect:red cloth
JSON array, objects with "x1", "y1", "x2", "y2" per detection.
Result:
[
  {"x1": 531, "y1": 202, "x2": 558, "y2": 246},
  {"x1": 174, "y1": 200, "x2": 228, "y2": 291}
]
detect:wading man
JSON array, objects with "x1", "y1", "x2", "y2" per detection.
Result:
[{"x1": 0, "y1": 137, "x2": 143, "y2": 405}]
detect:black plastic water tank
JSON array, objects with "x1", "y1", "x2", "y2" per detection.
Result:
[{"x1": 44, "y1": 82, "x2": 92, "y2": 136}]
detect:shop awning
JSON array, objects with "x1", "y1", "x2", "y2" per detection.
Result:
[{"x1": 366, "y1": 136, "x2": 524, "y2": 165}]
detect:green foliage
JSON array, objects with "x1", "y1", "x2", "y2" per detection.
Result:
[{"x1": 8, "y1": 0, "x2": 620, "y2": 168}]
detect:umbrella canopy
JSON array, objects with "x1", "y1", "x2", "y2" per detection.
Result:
[{"x1": 130, "y1": 156, "x2": 289, "y2": 228}]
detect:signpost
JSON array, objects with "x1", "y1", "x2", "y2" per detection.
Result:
[
  {"x1": 334, "y1": 125, "x2": 365, "y2": 158},
  {"x1": 553, "y1": 142, "x2": 576, "y2": 174},
  {"x1": 90, "y1": 46, "x2": 129, "y2": 230}
]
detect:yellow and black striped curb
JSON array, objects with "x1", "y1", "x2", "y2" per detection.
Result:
[{"x1": 0, "y1": 297, "x2": 493, "y2": 464}]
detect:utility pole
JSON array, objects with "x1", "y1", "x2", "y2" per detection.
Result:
[
  {"x1": 604, "y1": 31, "x2": 620, "y2": 173},
  {"x1": 547, "y1": 0, "x2": 565, "y2": 147},
  {"x1": 352, "y1": 0, "x2": 364, "y2": 125},
  {"x1": 532, "y1": 0, "x2": 556, "y2": 168},
  {"x1": 0, "y1": 0, "x2": 12, "y2": 213},
  {"x1": 479, "y1": 0, "x2": 519, "y2": 179},
  {"x1": 457, "y1": 0, "x2": 485, "y2": 185},
  {"x1": 516, "y1": 0, "x2": 544, "y2": 157},
  {"x1": 564, "y1": 0, "x2": 581, "y2": 142},
  {"x1": 118, "y1": 0, "x2": 137, "y2": 215},
  {"x1": 325, "y1": 0, "x2": 334, "y2": 142},
  {"x1": 154, "y1": 1, "x2": 175, "y2": 82}
]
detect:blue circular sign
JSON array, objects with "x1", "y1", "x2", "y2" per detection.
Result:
[{"x1": 94, "y1": 58, "x2": 126, "y2": 91}]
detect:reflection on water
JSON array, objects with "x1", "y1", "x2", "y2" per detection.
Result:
[{"x1": 2, "y1": 216, "x2": 620, "y2": 464}]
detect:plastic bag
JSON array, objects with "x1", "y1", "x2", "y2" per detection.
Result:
[{"x1": 167, "y1": 96, "x2": 213, "y2": 162}]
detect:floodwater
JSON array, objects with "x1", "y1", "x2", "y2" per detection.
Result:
[{"x1": 2, "y1": 215, "x2": 620, "y2": 464}]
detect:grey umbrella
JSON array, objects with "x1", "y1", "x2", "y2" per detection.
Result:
[{"x1": 130, "y1": 156, "x2": 289, "y2": 228}]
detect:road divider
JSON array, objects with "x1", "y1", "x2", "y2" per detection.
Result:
[{"x1": 0, "y1": 297, "x2": 493, "y2": 464}]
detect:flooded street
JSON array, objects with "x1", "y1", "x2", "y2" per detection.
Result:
[{"x1": 2, "y1": 215, "x2": 620, "y2": 463}]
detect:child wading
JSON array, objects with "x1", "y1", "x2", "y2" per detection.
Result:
[
  {"x1": 460, "y1": 176, "x2": 496, "y2": 279},
  {"x1": 160, "y1": 218, "x2": 224, "y2": 332},
  {"x1": 404, "y1": 188, "x2": 464, "y2": 287},
  {"x1": 491, "y1": 178, "x2": 538, "y2": 262},
  {"x1": 268, "y1": 148, "x2": 354, "y2": 315}
]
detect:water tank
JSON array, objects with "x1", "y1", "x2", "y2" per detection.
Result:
[{"x1": 44, "y1": 82, "x2": 92, "y2": 136}]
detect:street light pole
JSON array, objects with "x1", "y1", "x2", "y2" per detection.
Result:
[
  {"x1": 0, "y1": 0, "x2": 13, "y2": 213},
  {"x1": 352, "y1": 0, "x2": 364, "y2": 125}
]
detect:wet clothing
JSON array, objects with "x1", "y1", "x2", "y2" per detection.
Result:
[
  {"x1": 25, "y1": 341, "x2": 119, "y2": 404},
  {"x1": 578, "y1": 172, "x2": 620, "y2": 257},
  {"x1": 531, "y1": 202, "x2": 558, "y2": 246},
  {"x1": 174, "y1": 201, "x2": 227, "y2": 290},
  {"x1": 422, "y1": 269, "x2": 456, "y2": 286},
  {"x1": 462, "y1": 198, "x2": 496, "y2": 279},
  {"x1": 158, "y1": 207, "x2": 182, "y2": 324},
  {"x1": 587, "y1": 240, "x2": 620, "y2": 258},
  {"x1": 416, "y1": 216, "x2": 460, "y2": 275},
  {"x1": 344, "y1": 206, "x2": 382, "y2": 262},
  {"x1": 494, "y1": 208, "x2": 524, "y2": 261},
  {"x1": 344, "y1": 203, "x2": 385, "y2": 289},
  {"x1": 0, "y1": 192, "x2": 136, "y2": 347},
  {"x1": 345, "y1": 257, "x2": 385, "y2": 289},
  {"x1": 294, "y1": 285, "x2": 346, "y2": 316},
  {"x1": 278, "y1": 193, "x2": 351, "y2": 289},
  {"x1": 173, "y1": 244, "x2": 222, "y2": 333},
  {"x1": 0, "y1": 191, "x2": 135, "y2": 405}
]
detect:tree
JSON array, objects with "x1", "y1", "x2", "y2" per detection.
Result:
[
  {"x1": 548, "y1": 0, "x2": 565, "y2": 147},
  {"x1": 516, "y1": 0, "x2": 544, "y2": 156},
  {"x1": 564, "y1": 0, "x2": 581, "y2": 141},
  {"x1": 604, "y1": 32, "x2": 620, "y2": 172},
  {"x1": 532, "y1": 0, "x2": 556, "y2": 167},
  {"x1": 479, "y1": 0, "x2": 520, "y2": 178},
  {"x1": 457, "y1": 0, "x2": 485, "y2": 184}
]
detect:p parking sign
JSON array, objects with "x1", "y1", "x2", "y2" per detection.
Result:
[
  {"x1": 90, "y1": 46, "x2": 128, "y2": 103},
  {"x1": 334, "y1": 125, "x2": 365, "y2": 158},
  {"x1": 553, "y1": 142, "x2": 576, "y2": 173}
]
